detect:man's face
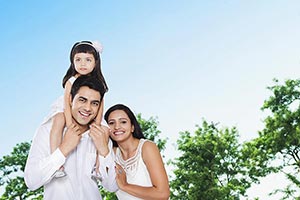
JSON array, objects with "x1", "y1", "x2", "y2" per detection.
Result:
[{"x1": 71, "y1": 86, "x2": 101, "y2": 126}]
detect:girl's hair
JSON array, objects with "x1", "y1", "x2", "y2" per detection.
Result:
[
  {"x1": 62, "y1": 41, "x2": 108, "y2": 92},
  {"x1": 104, "y1": 104, "x2": 146, "y2": 147}
]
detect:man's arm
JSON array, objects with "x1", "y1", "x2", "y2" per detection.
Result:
[
  {"x1": 89, "y1": 124, "x2": 118, "y2": 192},
  {"x1": 24, "y1": 123, "x2": 82, "y2": 190},
  {"x1": 98, "y1": 139, "x2": 118, "y2": 192},
  {"x1": 24, "y1": 125, "x2": 66, "y2": 190}
]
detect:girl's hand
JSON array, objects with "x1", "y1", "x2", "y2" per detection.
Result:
[{"x1": 115, "y1": 163, "x2": 127, "y2": 190}]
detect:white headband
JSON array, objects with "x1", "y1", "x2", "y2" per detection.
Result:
[{"x1": 75, "y1": 41, "x2": 103, "y2": 54}]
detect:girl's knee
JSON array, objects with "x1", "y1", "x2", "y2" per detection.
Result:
[{"x1": 52, "y1": 113, "x2": 66, "y2": 127}]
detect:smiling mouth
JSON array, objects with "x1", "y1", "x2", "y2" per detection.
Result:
[
  {"x1": 79, "y1": 111, "x2": 90, "y2": 118},
  {"x1": 113, "y1": 131, "x2": 124, "y2": 136}
]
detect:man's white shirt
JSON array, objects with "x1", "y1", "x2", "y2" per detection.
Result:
[{"x1": 24, "y1": 121, "x2": 118, "y2": 200}]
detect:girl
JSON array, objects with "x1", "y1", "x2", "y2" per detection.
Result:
[
  {"x1": 48, "y1": 41, "x2": 108, "y2": 178},
  {"x1": 104, "y1": 104, "x2": 170, "y2": 200}
]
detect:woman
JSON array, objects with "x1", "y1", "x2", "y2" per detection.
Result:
[{"x1": 104, "y1": 104, "x2": 170, "y2": 200}]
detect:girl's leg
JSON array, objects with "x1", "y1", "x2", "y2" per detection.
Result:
[
  {"x1": 91, "y1": 101, "x2": 106, "y2": 181},
  {"x1": 92, "y1": 126, "x2": 109, "y2": 178},
  {"x1": 94, "y1": 113, "x2": 102, "y2": 126},
  {"x1": 50, "y1": 112, "x2": 66, "y2": 178},
  {"x1": 95, "y1": 152, "x2": 100, "y2": 169},
  {"x1": 50, "y1": 112, "x2": 65, "y2": 152},
  {"x1": 91, "y1": 153, "x2": 102, "y2": 181}
]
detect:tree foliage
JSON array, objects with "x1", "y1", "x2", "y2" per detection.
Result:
[
  {"x1": 261, "y1": 79, "x2": 300, "y2": 158},
  {"x1": 246, "y1": 78, "x2": 300, "y2": 199},
  {"x1": 170, "y1": 120, "x2": 253, "y2": 200},
  {"x1": 136, "y1": 113, "x2": 167, "y2": 152},
  {"x1": 0, "y1": 114, "x2": 166, "y2": 200},
  {"x1": 0, "y1": 142, "x2": 43, "y2": 200}
]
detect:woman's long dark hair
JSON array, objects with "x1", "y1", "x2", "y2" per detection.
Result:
[
  {"x1": 104, "y1": 104, "x2": 145, "y2": 147},
  {"x1": 62, "y1": 41, "x2": 108, "y2": 92}
]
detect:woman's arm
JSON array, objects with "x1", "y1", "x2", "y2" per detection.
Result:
[{"x1": 116, "y1": 141, "x2": 170, "y2": 200}]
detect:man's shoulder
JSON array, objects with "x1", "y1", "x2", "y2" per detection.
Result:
[{"x1": 32, "y1": 121, "x2": 52, "y2": 141}]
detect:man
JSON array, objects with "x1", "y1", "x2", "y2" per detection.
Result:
[{"x1": 24, "y1": 76, "x2": 118, "y2": 200}]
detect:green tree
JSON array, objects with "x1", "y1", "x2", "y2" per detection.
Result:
[
  {"x1": 0, "y1": 114, "x2": 167, "y2": 200},
  {"x1": 137, "y1": 114, "x2": 167, "y2": 152},
  {"x1": 170, "y1": 120, "x2": 253, "y2": 200},
  {"x1": 0, "y1": 142, "x2": 43, "y2": 200},
  {"x1": 246, "y1": 78, "x2": 300, "y2": 199}
]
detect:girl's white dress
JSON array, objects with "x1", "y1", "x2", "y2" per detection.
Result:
[
  {"x1": 42, "y1": 76, "x2": 77, "y2": 124},
  {"x1": 115, "y1": 139, "x2": 153, "y2": 200}
]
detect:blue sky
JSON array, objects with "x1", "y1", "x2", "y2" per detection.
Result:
[{"x1": 1, "y1": 1, "x2": 300, "y2": 199}]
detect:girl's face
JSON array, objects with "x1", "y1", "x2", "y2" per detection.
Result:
[
  {"x1": 73, "y1": 52, "x2": 96, "y2": 75},
  {"x1": 107, "y1": 110, "x2": 134, "y2": 142}
]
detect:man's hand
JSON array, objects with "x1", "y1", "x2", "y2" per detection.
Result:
[
  {"x1": 89, "y1": 123, "x2": 110, "y2": 157},
  {"x1": 59, "y1": 124, "x2": 82, "y2": 157}
]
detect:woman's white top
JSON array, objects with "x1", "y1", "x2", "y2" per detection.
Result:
[{"x1": 115, "y1": 139, "x2": 153, "y2": 200}]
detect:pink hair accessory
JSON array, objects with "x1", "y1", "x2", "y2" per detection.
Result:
[{"x1": 92, "y1": 41, "x2": 103, "y2": 54}]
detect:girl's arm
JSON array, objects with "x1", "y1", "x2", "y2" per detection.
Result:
[
  {"x1": 95, "y1": 99, "x2": 104, "y2": 125},
  {"x1": 64, "y1": 81, "x2": 73, "y2": 127},
  {"x1": 116, "y1": 141, "x2": 170, "y2": 200}
]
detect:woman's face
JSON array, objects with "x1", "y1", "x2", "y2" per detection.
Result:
[
  {"x1": 73, "y1": 52, "x2": 96, "y2": 75},
  {"x1": 107, "y1": 110, "x2": 134, "y2": 142}
]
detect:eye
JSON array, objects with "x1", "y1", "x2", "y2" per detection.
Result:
[
  {"x1": 74, "y1": 58, "x2": 81, "y2": 62},
  {"x1": 78, "y1": 98, "x2": 85, "y2": 102},
  {"x1": 87, "y1": 58, "x2": 92, "y2": 62},
  {"x1": 92, "y1": 102, "x2": 99, "y2": 107},
  {"x1": 108, "y1": 121, "x2": 115, "y2": 125},
  {"x1": 121, "y1": 120, "x2": 127, "y2": 124}
]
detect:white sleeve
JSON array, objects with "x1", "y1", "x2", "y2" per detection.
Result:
[
  {"x1": 98, "y1": 139, "x2": 118, "y2": 192},
  {"x1": 24, "y1": 125, "x2": 66, "y2": 191}
]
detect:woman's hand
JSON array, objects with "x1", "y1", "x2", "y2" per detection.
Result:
[{"x1": 115, "y1": 163, "x2": 127, "y2": 190}]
